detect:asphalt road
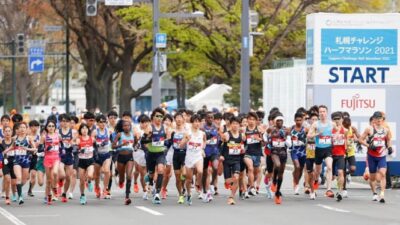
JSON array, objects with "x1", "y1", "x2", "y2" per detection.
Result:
[{"x1": 0, "y1": 169, "x2": 399, "y2": 225}]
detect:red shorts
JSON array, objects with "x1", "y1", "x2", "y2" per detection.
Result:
[{"x1": 44, "y1": 153, "x2": 60, "y2": 168}]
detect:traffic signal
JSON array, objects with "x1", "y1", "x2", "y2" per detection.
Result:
[
  {"x1": 16, "y1": 33, "x2": 24, "y2": 54},
  {"x1": 86, "y1": 0, "x2": 97, "y2": 17}
]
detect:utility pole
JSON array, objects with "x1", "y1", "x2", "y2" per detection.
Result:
[
  {"x1": 11, "y1": 40, "x2": 16, "y2": 110},
  {"x1": 65, "y1": 20, "x2": 70, "y2": 113},
  {"x1": 240, "y1": 0, "x2": 250, "y2": 113},
  {"x1": 152, "y1": 0, "x2": 161, "y2": 109}
]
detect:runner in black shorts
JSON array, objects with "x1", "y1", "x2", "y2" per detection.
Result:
[
  {"x1": 27, "y1": 120, "x2": 40, "y2": 197},
  {"x1": 1, "y1": 126, "x2": 14, "y2": 205}
]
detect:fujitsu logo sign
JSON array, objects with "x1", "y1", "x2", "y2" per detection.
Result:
[
  {"x1": 331, "y1": 89, "x2": 385, "y2": 117},
  {"x1": 340, "y1": 94, "x2": 376, "y2": 111}
]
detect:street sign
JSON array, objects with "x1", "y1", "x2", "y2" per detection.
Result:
[
  {"x1": 155, "y1": 33, "x2": 167, "y2": 48},
  {"x1": 28, "y1": 46, "x2": 44, "y2": 73},
  {"x1": 105, "y1": 0, "x2": 132, "y2": 5}
]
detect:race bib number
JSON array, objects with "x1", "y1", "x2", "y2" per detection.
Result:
[
  {"x1": 292, "y1": 137, "x2": 303, "y2": 147},
  {"x1": 319, "y1": 136, "x2": 332, "y2": 145},
  {"x1": 272, "y1": 138, "x2": 285, "y2": 148},
  {"x1": 63, "y1": 142, "x2": 72, "y2": 148},
  {"x1": 333, "y1": 136, "x2": 345, "y2": 145},
  {"x1": 246, "y1": 135, "x2": 260, "y2": 144},
  {"x1": 152, "y1": 138, "x2": 165, "y2": 147},
  {"x1": 373, "y1": 138, "x2": 385, "y2": 147},
  {"x1": 15, "y1": 147, "x2": 26, "y2": 155},
  {"x1": 187, "y1": 142, "x2": 202, "y2": 152},
  {"x1": 50, "y1": 145, "x2": 59, "y2": 152},
  {"x1": 228, "y1": 147, "x2": 241, "y2": 155},
  {"x1": 206, "y1": 137, "x2": 218, "y2": 145}
]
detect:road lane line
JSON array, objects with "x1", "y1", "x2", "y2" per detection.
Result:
[
  {"x1": 135, "y1": 206, "x2": 164, "y2": 216},
  {"x1": 0, "y1": 207, "x2": 26, "y2": 225},
  {"x1": 317, "y1": 204, "x2": 351, "y2": 213},
  {"x1": 17, "y1": 214, "x2": 60, "y2": 218}
]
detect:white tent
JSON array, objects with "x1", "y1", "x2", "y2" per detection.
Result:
[{"x1": 187, "y1": 84, "x2": 232, "y2": 111}]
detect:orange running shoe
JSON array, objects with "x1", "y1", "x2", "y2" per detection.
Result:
[
  {"x1": 325, "y1": 190, "x2": 334, "y2": 198},
  {"x1": 95, "y1": 186, "x2": 101, "y2": 198},
  {"x1": 61, "y1": 196, "x2": 68, "y2": 203},
  {"x1": 133, "y1": 184, "x2": 139, "y2": 193},
  {"x1": 227, "y1": 197, "x2": 235, "y2": 205},
  {"x1": 274, "y1": 195, "x2": 282, "y2": 204},
  {"x1": 271, "y1": 183, "x2": 277, "y2": 193},
  {"x1": 313, "y1": 181, "x2": 319, "y2": 190}
]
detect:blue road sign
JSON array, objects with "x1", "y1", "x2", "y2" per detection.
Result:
[
  {"x1": 28, "y1": 46, "x2": 44, "y2": 73},
  {"x1": 156, "y1": 33, "x2": 167, "y2": 48}
]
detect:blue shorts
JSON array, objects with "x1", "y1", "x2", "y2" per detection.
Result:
[
  {"x1": 95, "y1": 152, "x2": 111, "y2": 166},
  {"x1": 291, "y1": 150, "x2": 306, "y2": 167},
  {"x1": 244, "y1": 155, "x2": 261, "y2": 167},
  {"x1": 13, "y1": 155, "x2": 31, "y2": 169},
  {"x1": 367, "y1": 154, "x2": 387, "y2": 173},
  {"x1": 61, "y1": 154, "x2": 75, "y2": 166}
]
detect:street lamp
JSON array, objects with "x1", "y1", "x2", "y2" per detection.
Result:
[{"x1": 152, "y1": 0, "x2": 204, "y2": 109}]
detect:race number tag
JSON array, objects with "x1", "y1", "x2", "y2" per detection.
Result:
[
  {"x1": 373, "y1": 138, "x2": 385, "y2": 147},
  {"x1": 206, "y1": 137, "x2": 218, "y2": 145},
  {"x1": 319, "y1": 136, "x2": 332, "y2": 145},
  {"x1": 152, "y1": 137, "x2": 165, "y2": 147},
  {"x1": 246, "y1": 134, "x2": 260, "y2": 144},
  {"x1": 272, "y1": 138, "x2": 285, "y2": 148},
  {"x1": 333, "y1": 135, "x2": 345, "y2": 145}
]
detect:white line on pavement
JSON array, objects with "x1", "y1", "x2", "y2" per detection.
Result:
[
  {"x1": 0, "y1": 207, "x2": 26, "y2": 225},
  {"x1": 17, "y1": 214, "x2": 60, "y2": 218},
  {"x1": 135, "y1": 206, "x2": 164, "y2": 216},
  {"x1": 317, "y1": 204, "x2": 351, "y2": 213}
]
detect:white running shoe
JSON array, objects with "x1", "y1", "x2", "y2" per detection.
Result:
[
  {"x1": 309, "y1": 192, "x2": 316, "y2": 200},
  {"x1": 342, "y1": 190, "x2": 348, "y2": 198},
  {"x1": 244, "y1": 191, "x2": 250, "y2": 199},
  {"x1": 198, "y1": 192, "x2": 204, "y2": 200},
  {"x1": 372, "y1": 193, "x2": 378, "y2": 201},
  {"x1": 294, "y1": 185, "x2": 300, "y2": 195},
  {"x1": 249, "y1": 187, "x2": 257, "y2": 196},
  {"x1": 206, "y1": 191, "x2": 213, "y2": 202},
  {"x1": 210, "y1": 185, "x2": 215, "y2": 195},
  {"x1": 143, "y1": 192, "x2": 149, "y2": 200},
  {"x1": 265, "y1": 184, "x2": 272, "y2": 199},
  {"x1": 68, "y1": 193, "x2": 73, "y2": 200}
]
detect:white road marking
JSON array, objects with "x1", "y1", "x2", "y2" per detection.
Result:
[
  {"x1": 135, "y1": 206, "x2": 164, "y2": 216},
  {"x1": 0, "y1": 207, "x2": 26, "y2": 225},
  {"x1": 17, "y1": 214, "x2": 60, "y2": 218},
  {"x1": 317, "y1": 204, "x2": 351, "y2": 213}
]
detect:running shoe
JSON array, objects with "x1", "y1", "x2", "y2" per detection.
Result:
[
  {"x1": 294, "y1": 185, "x2": 300, "y2": 195},
  {"x1": 95, "y1": 186, "x2": 101, "y2": 198},
  {"x1": 178, "y1": 195, "x2": 185, "y2": 204},
  {"x1": 152, "y1": 193, "x2": 161, "y2": 204},
  {"x1": 1, "y1": 192, "x2": 5, "y2": 198},
  {"x1": 68, "y1": 193, "x2": 74, "y2": 200},
  {"x1": 214, "y1": 186, "x2": 219, "y2": 196},
  {"x1": 125, "y1": 198, "x2": 132, "y2": 205},
  {"x1": 271, "y1": 183, "x2": 277, "y2": 193},
  {"x1": 143, "y1": 192, "x2": 149, "y2": 201},
  {"x1": 202, "y1": 193, "x2": 209, "y2": 203},
  {"x1": 325, "y1": 190, "x2": 334, "y2": 198},
  {"x1": 309, "y1": 192, "x2": 316, "y2": 200},
  {"x1": 18, "y1": 196, "x2": 24, "y2": 205},
  {"x1": 244, "y1": 191, "x2": 250, "y2": 199},
  {"x1": 27, "y1": 191, "x2": 34, "y2": 197},
  {"x1": 227, "y1": 197, "x2": 235, "y2": 205},
  {"x1": 186, "y1": 195, "x2": 192, "y2": 206},
  {"x1": 313, "y1": 181, "x2": 319, "y2": 190},
  {"x1": 372, "y1": 193, "x2": 378, "y2": 201},
  {"x1": 161, "y1": 188, "x2": 167, "y2": 200},
  {"x1": 342, "y1": 190, "x2": 348, "y2": 198},
  {"x1": 249, "y1": 187, "x2": 257, "y2": 196},
  {"x1": 379, "y1": 192, "x2": 385, "y2": 203},
  {"x1": 88, "y1": 182, "x2": 94, "y2": 192},
  {"x1": 5, "y1": 198, "x2": 10, "y2": 205},
  {"x1": 274, "y1": 194, "x2": 282, "y2": 205},
  {"x1": 210, "y1": 185, "x2": 215, "y2": 195},
  {"x1": 103, "y1": 190, "x2": 111, "y2": 199},
  {"x1": 133, "y1": 184, "x2": 139, "y2": 193},
  {"x1": 336, "y1": 192, "x2": 342, "y2": 202},
  {"x1": 11, "y1": 195, "x2": 17, "y2": 202},
  {"x1": 206, "y1": 191, "x2": 213, "y2": 202},
  {"x1": 256, "y1": 186, "x2": 260, "y2": 195},
  {"x1": 80, "y1": 195, "x2": 87, "y2": 205},
  {"x1": 61, "y1": 193, "x2": 68, "y2": 203},
  {"x1": 304, "y1": 187, "x2": 310, "y2": 195},
  {"x1": 52, "y1": 195, "x2": 58, "y2": 201}
]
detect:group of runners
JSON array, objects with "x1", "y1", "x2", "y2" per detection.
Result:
[{"x1": 0, "y1": 105, "x2": 395, "y2": 206}]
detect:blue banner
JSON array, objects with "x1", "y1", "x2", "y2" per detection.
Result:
[{"x1": 321, "y1": 29, "x2": 397, "y2": 65}]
